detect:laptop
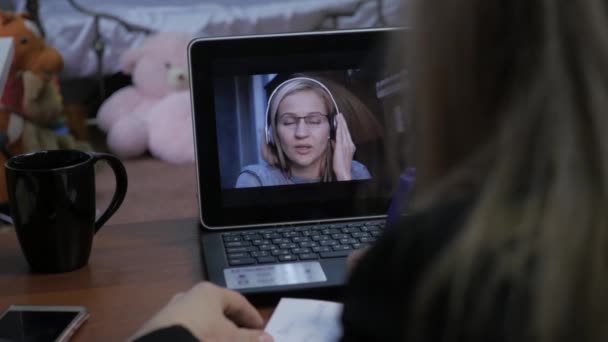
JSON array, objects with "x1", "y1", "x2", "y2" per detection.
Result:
[{"x1": 188, "y1": 28, "x2": 410, "y2": 298}]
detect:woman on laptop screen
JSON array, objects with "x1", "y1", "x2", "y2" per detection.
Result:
[{"x1": 235, "y1": 77, "x2": 371, "y2": 188}]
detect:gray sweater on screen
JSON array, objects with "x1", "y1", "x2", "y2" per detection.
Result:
[{"x1": 235, "y1": 161, "x2": 371, "y2": 188}]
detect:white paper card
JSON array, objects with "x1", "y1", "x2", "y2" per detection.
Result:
[{"x1": 265, "y1": 298, "x2": 343, "y2": 342}]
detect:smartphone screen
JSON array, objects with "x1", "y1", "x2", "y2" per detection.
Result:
[{"x1": 0, "y1": 306, "x2": 87, "y2": 342}]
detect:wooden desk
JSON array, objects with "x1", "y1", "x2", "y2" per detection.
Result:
[{"x1": 0, "y1": 218, "x2": 273, "y2": 341}]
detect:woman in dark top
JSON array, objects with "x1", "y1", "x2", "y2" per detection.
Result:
[{"x1": 132, "y1": 0, "x2": 608, "y2": 341}]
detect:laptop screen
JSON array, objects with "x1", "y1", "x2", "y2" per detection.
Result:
[{"x1": 189, "y1": 29, "x2": 412, "y2": 228}]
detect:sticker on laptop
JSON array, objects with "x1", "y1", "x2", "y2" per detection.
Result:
[{"x1": 224, "y1": 262, "x2": 327, "y2": 290}]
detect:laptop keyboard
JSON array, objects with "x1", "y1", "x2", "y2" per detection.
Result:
[{"x1": 222, "y1": 220, "x2": 385, "y2": 266}]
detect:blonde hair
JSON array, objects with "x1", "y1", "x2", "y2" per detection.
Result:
[
  {"x1": 408, "y1": 0, "x2": 608, "y2": 341},
  {"x1": 297, "y1": 73, "x2": 384, "y2": 144},
  {"x1": 268, "y1": 78, "x2": 335, "y2": 181}
]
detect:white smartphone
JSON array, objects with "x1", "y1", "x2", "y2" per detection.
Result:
[{"x1": 0, "y1": 305, "x2": 88, "y2": 342}]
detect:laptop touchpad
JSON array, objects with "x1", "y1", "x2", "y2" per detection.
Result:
[{"x1": 224, "y1": 262, "x2": 327, "y2": 290}]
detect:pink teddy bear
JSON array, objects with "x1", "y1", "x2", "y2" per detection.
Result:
[{"x1": 97, "y1": 32, "x2": 194, "y2": 164}]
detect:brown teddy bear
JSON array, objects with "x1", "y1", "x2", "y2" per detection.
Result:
[
  {"x1": 18, "y1": 69, "x2": 91, "y2": 152},
  {"x1": 0, "y1": 11, "x2": 90, "y2": 204},
  {"x1": 1, "y1": 12, "x2": 91, "y2": 151},
  {"x1": 0, "y1": 11, "x2": 63, "y2": 114}
]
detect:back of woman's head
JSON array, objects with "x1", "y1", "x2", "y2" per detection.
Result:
[{"x1": 410, "y1": 0, "x2": 608, "y2": 341}]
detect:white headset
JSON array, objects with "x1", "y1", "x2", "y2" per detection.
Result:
[{"x1": 264, "y1": 77, "x2": 340, "y2": 146}]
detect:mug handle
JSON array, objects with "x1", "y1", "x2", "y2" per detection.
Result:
[{"x1": 91, "y1": 152, "x2": 128, "y2": 232}]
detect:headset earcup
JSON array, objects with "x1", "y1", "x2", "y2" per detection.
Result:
[
  {"x1": 266, "y1": 126, "x2": 274, "y2": 146},
  {"x1": 331, "y1": 114, "x2": 337, "y2": 140}
]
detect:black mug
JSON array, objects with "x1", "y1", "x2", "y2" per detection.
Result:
[{"x1": 5, "y1": 150, "x2": 128, "y2": 273}]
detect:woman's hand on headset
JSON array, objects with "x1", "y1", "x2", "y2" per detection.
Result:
[{"x1": 332, "y1": 113, "x2": 356, "y2": 181}]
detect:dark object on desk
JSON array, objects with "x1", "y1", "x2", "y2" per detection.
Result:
[{"x1": 5, "y1": 150, "x2": 127, "y2": 273}]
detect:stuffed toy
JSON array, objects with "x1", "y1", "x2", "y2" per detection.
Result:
[
  {"x1": 0, "y1": 11, "x2": 62, "y2": 118},
  {"x1": 97, "y1": 32, "x2": 194, "y2": 164},
  {"x1": 0, "y1": 11, "x2": 90, "y2": 204},
  {"x1": 18, "y1": 70, "x2": 91, "y2": 152}
]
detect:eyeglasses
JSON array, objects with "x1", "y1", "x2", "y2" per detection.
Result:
[{"x1": 278, "y1": 113, "x2": 328, "y2": 128}]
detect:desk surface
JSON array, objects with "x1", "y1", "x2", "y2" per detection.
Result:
[{"x1": 0, "y1": 218, "x2": 273, "y2": 341}]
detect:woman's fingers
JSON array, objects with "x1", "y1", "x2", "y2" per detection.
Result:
[
  {"x1": 332, "y1": 113, "x2": 354, "y2": 181},
  {"x1": 230, "y1": 328, "x2": 274, "y2": 342},
  {"x1": 334, "y1": 113, "x2": 343, "y2": 144},
  {"x1": 168, "y1": 292, "x2": 185, "y2": 305},
  {"x1": 346, "y1": 247, "x2": 370, "y2": 274},
  {"x1": 337, "y1": 113, "x2": 345, "y2": 144},
  {"x1": 339, "y1": 114, "x2": 348, "y2": 141},
  {"x1": 131, "y1": 281, "x2": 269, "y2": 342},
  {"x1": 337, "y1": 113, "x2": 355, "y2": 154},
  {"x1": 219, "y1": 286, "x2": 265, "y2": 329},
  {"x1": 337, "y1": 113, "x2": 349, "y2": 150}
]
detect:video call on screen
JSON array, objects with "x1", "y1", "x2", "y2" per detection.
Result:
[{"x1": 214, "y1": 66, "x2": 412, "y2": 195}]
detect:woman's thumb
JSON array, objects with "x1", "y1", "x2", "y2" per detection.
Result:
[{"x1": 233, "y1": 329, "x2": 274, "y2": 342}]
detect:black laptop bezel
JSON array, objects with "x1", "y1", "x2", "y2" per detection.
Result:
[{"x1": 188, "y1": 28, "x2": 404, "y2": 229}]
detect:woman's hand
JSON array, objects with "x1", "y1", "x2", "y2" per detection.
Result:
[
  {"x1": 346, "y1": 247, "x2": 370, "y2": 275},
  {"x1": 131, "y1": 282, "x2": 273, "y2": 342},
  {"x1": 332, "y1": 113, "x2": 356, "y2": 181}
]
